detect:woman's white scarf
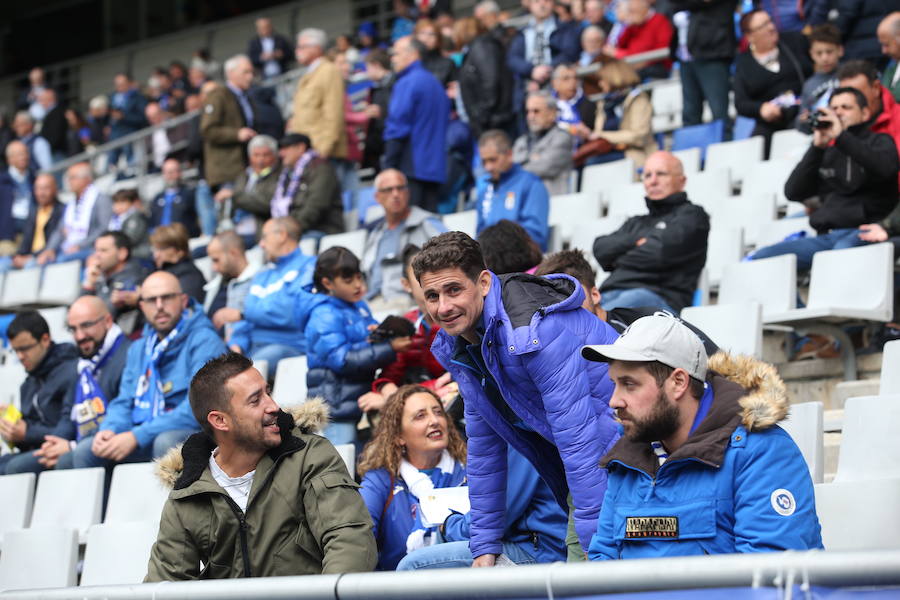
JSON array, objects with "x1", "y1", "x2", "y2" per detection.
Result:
[{"x1": 399, "y1": 450, "x2": 458, "y2": 554}]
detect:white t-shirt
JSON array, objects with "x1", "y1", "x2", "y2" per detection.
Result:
[{"x1": 209, "y1": 449, "x2": 256, "y2": 512}]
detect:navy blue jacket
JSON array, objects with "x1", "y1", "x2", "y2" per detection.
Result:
[
  {"x1": 17, "y1": 342, "x2": 79, "y2": 450},
  {"x1": 384, "y1": 61, "x2": 449, "y2": 184},
  {"x1": 16, "y1": 201, "x2": 64, "y2": 256},
  {"x1": 150, "y1": 186, "x2": 200, "y2": 238}
]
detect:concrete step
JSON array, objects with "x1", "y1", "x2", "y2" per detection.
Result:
[{"x1": 832, "y1": 379, "x2": 881, "y2": 411}]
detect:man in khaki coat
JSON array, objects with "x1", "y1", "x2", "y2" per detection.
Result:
[
  {"x1": 288, "y1": 28, "x2": 348, "y2": 160},
  {"x1": 145, "y1": 353, "x2": 376, "y2": 580},
  {"x1": 200, "y1": 55, "x2": 257, "y2": 189}
]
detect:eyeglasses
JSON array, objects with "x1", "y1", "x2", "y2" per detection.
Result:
[
  {"x1": 11, "y1": 341, "x2": 39, "y2": 355},
  {"x1": 139, "y1": 293, "x2": 182, "y2": 306},
  {"x1": 65, "y1": 316, "x2": 105, "y2": 334},
  {"x1": 377, "y1": 184, "x2": 408, "y2": 194}
]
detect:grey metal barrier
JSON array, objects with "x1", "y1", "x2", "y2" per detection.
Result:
[{"x1": 3, "y1": 550, "x2": 900, "y2": 600}]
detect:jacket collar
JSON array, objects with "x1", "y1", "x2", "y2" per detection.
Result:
[
  {"x1": 644, "y1": 191, "x2": 689, "y2": 215},
  {"x1": 397, "y1": 60, "x2": 423, "y2": 79}
]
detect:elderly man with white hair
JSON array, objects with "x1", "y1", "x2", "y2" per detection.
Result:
[
  {"x1": 12, "y1": 110, "x2": 52, "y2": 171},
  {"x1": 221, "y1": 133, "x2": 283, "y2": 242},
  {"x1": 512, "y1": 91, "x2": 574, "y2": 196},
  {"x1": 288, "y1": 27, "x2": 347, "y2": 160},
  {"x1": 200, "y1": 54, "x2": 257, "y2": 190},
  {"x1": 41, "y1": 162, "x2": 113, "y2": 264}
]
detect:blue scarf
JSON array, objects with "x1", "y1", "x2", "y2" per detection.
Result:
[
  {"x1": 131, "y1": 313, "x2": 186, "y2": 424},
  {"x1": 71, "y1": 326, "x2": 124, "y2": 440}
]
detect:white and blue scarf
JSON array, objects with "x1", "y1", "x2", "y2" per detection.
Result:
[
  {"x1": 399, "y1": 450, "x2": 461, "y2": 554},
  {"x1": 71, "y1": 325, "x2": 124, "y2": 440},
  {"x1": 131, "y1": 314, "x2": 186, "y2": 424}
]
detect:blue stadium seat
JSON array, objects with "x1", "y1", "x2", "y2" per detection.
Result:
[
  {"x1": 356, "y1": 187, "x2": 377, "y2": 226},
  {"x1": 671, "y1": 120, "x2": 725, "y2": 161},
  {"x1": 732, "y1": 116, "x2": 757, "y2": 140}
]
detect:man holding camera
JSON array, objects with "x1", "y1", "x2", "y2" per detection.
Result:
[{"x1": 751, "y1": 86, "x2": 899, "y2": 270}]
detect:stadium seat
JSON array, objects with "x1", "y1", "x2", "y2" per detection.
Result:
[
  {"x1": 770, "y1": 129, "x2": 811, "y2": 162},
  {"x1": 566, "y1": 216, "x2": 627, "y2": 284},
  {"x1": 80, "y1": 521, "x2": 160, "y2": 586},
  {"x1": 751, "y1": 216, "x2": 816, "y2": 249},
  {"x1": 364, "y1": 203, "x2": 385, "y2": 224},
  {"x1": 718, "y1": 254, "x2": 797, "y2": 320},
  {"x1": 0, "y1": 526, "x2": 79, "y2": 591},
  {"x1": 881, "y1": 340, "x2": 900, "y2": 394},
  {"x1": 684, "y1": 168, "x2": 731, "y2": 213},
  {"x1": 741, "y1": 158, "x2": 796, "y2": 209},
  {"x1": 704, "y1": 227, "x2": 744, "y2": 287},
  {"x1": 39, "y1": 306, "x2": 73, "y2": 343},
  {"x1": 343, "y1": 208, "x2": 359, "y2": 232},
  {"x1": 709, "y1": 193, "x2": 777, "y2": 243},
  {"x1": 319, "y1": 229, "x2": 367, "y2": 259},
  {"x1": 549, "y1": 192, "x2": 604, "y2": 243},
  {"x1": 138, "y1": 173, "x2": 165, "y2": 202},
  {"x1": 187, "y1": 235, "x2": 211, "y2": 252},
  {"x1": 779, "y1": 401, "x2": 825, "y2": 484},
  {"x1": 272, "y1": 355, "x2": 308, "y2": 409},
  {"x1": 581, "y1": 158, "x2": 636, "y2": 194},
  {"x1": 681, "y1": 301, "x2": 763, "y2": 357},
  {"x1": 0, "y1": 267, "x2": 41, "y2": 308},
  {"x1": 335, "y1": 443, "x2": 356, "y2": 476},
  {"x1": 815, "y1": 478, "x2": 900, "y2": 551},
  {"x1": 442, "y1": 210, "x2": 477, "y2": 238},
  {"x1": 357, "y1": 187, "x2": 377, "y2": 224},
  {"x1": 299, "y1": 238, "x2": 318, "y2": 256},
  {"x1": 650, "y1": 80, "x2": 683, "y2": 132},
  {"x1": 833, "y1": 394, "x2": 900, "y2": 483},
  {"x1": 31, "y1": 467, "x2": 104, "y2": 542},
  {"x1": 0, "y1": 362, "x2": 28, "y2": 409},
  {"x1": 671, "y1": 147, "x2": 700, "y2": 174},
  {"x1": 246, "y1": 245, "x2": 264, "y2": 266},
  {"x1": 104, "y1": 462, "x2": 170, "y2": 525},
  {"x1": 732, "y1": 116, "x2": 757, "y2": 140},
  {"x1": 605, "y1": 182, "x2": 647, "y2": 217},
  {"x1": 194, "y1": 255, "x2": 214, "y2": 282},
  {"x1": 704, "y1": 136, "x2": 764, "y2": 187},
  {"x1": 671, "y1": 120, "x2": 725, "y2": 160},
  {"x1": 254, "y1": 358, "x2": 269, "y2": 381},
  {"x1": 37, "y1": 261, "x2": 82, "y2": 307},
  {"x1": 0, "y1": 473, "x2": 36, "y2": 548}
]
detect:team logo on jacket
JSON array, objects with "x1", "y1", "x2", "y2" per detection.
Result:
[
  {"x1": 770, "y1": 489, "x2": 796, "y2": 516},
  {"x1": 504, "y1": 192, "x2": 516, "y2": 210},
  {"x1": 625, "y1": 516, "x2": 678, "y2": 538}
]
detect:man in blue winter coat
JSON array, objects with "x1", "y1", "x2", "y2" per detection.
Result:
[
  {"x1": 229, "y1": 216, "x2": 316, "y2": 377},
  {"x1": 415, "y1": 231, "x2": 620, "y2": 566},
  {"x1": 582, "y1": 313, "x2": 823, "y2": 559},
  {"x1": 475, "y1": 130, "x2": 550, "y2": 251},
  {"x1": 58, "y1": 271, "x2": 226, "y2": 468},
  {"x1": 383, "y1": 36, "x2": 449, "y2": 213}
]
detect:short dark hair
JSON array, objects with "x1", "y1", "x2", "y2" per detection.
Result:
[
  {"x1": 478, "y1": 129, "x2": 512, "y2": 153},
  {"x1": 98, "y1": 230, "x2": 132, "y2": 260},
  {"x1": 617, "y1": 360, "x2": 705, "y2": 400},
  {"x1": 313, "y1": 246, "x2": 362, "y2": 292},
  {"x1": 190, "y1": 352, "x2": 254, "y2": 438},
  {"x1": 808, "y1": 23, "x2": 842, "y2": 47},
  {"x1": 534, "y1": 249, "x2": 596, "y2": 289},
  {"x1": 738, "y1": 9, "x2": 766, "y2": 35},
  {"x1": 412, "y1": 231, "x2": 486, "y2": 283},
  {"x1": 112, "y1": 188, "x2": 139, "y2": 203},
  {"x1": 401, "y1": 243, "x2": 421, "y2": 276},
  {"x1": 7, "y1": 310, "x2": 49, "y2": 342},
  {"x1": 836, "y1": 59, "x2": 879, "y2": 85},
  {"x1": 477, "y1": 220, "x2": 543, "y2": 274},
  {"x1": 830, "y1": 86, "x2": 868, "y2": 109},
  {"x1": 149, "y1": 222, "x2": 190, "y2": 256},
  {"x1": 365, "y1": 48, "x2": 391, "y2": 69}
]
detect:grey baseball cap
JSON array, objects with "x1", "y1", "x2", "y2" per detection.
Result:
[{"x1": 581, "y1": 312, "x2": 708, "y2": 381}]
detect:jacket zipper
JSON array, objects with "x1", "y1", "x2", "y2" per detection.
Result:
[{"x1": 222, "y1": 496, "x2": 252, "y2": 578}]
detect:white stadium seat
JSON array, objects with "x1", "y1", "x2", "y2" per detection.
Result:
[
  {"x1": 684, "y1": 168, "x2": 731, "y2": 214},
  {"x1": 704, "y1": 136, "x2": 764, "y2": 186},
  {"x1": 0, "y1": 473, "x2": 36, "y2": 548},
  {"x1": 442, "y1": 210, "x2": 477, "y2": 238},
  {"x1": 815, "y1": 478, "x2": 900, "y2": 551},
  {"x1": 272, "y1": 355, "x2": 309, "y2": 409},
  {"x1": 38, "y1": 260, "x2": 82, "y2": 306},
  {"x1": 779, "y1": 401, "x2": 824, "y2": 484},
  {"x1": 705, "y1": 227, "x2": 744, "y2": 287},
  {"x1": 741, "y1": 158, "x2": 796, "y2": 208},
  {"x1": 0, "y1": 527, "x2": 79, "y2": 591},
  {"x1": 833, "y1": 394, "x2": 900, "y2": 483},
  {"x1": 335, "y1": 443, "x2": 356, "y2": 476},
  {"x1": 549, "y1": 192, "x2": 603, "y2": 243},
  {"x1": 751, "y1": 216, "x2": 816, "y2": 249},
  {"x1": 718, "y1": 254, "x2": 796, "y2": 320},
  {"x1": 104, "y1": 462, "x2": 170, "y2": 525},
  {"x1": 581, "y1": 158, "x2": 636, "y2": 194},
  {"x1": 31, "y1": 467, "x2": 104, "y2": 542},
  {"x1": 605, "y1": 182, "x2": 647, "y2": 217},
  {"x1": 680, "y1": 301, "x2": 763, "y2": 358},
  {"x1": 319, "y1": 229, "x2": 367, "y2": 259},
  {"x1": 0, "y1": 267, "x2": 41, "y2": 308},
  {"x1": 770, "y1": 129, "x2": 812, "y2": 162},
  {"x1": 81, "y1": 521, "x2": 160, "y2": 586},
  {"x1": 881, "y1": 340, "x2": 900, "y2": 395},
  {"x1": 671, "y1": 147, "x2": 700, "y2": 174}
]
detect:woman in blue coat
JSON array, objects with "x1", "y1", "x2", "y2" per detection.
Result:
[{"x1": 302, "y1": 246, "x2": 411, "y2": 445}]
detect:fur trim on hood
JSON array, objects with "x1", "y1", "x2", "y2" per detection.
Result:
[
  {"x1": 155, "y1": 398, "x2": 331, "y2": 488},
  {"x1": 708, "y1": 352, "x2": 789, "y2": 432}
]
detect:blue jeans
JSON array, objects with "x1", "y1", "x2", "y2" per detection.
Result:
[
  {"x1": 396, "y1": 541, "x2": 537, "y2": 570},
  {"x1": 195, "y1": 180, "x2": 218, "y2": 236},
  {"x1": 751, "y1": 228, "x2": 867, "y2": 271},
  {"x1": 331, "y1": 159, "x2": 359, "y2": 210},
  {"x1": 323, "y1": 421, "x2": 357, "y2": 446},
  {"x1": 680, "y1": 59, "x2": 731, "y2": 127},
  {"x1": 601, "y1": 287, "x2": 675, "y2": 313},
  {"x1": 55, "y1": 428, "x2": 197, "y2": 470},
  {"x1": 0, "y1": 450, "x2": 46, "y2": 475},
  {"x1": 248, "y1": 343, "x2": 302, "y2": 379}
]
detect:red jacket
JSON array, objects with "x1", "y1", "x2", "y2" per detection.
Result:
[
  {"x1": 373, "y1": 308, "x2": 445, "y2": 391},
  {"x1": 870, "y1": 86, "x2": 900, "y2": 189},
  {"x1": 615, "y1": 12, "x2": 673, "y2": 71}
]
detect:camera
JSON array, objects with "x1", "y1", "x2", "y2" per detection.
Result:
[{"x1": 809, "y1": 111, "x2": 832, "y2": 130}]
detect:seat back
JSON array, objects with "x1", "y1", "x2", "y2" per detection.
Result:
[
  {"x1": 741, "y1": 158, "x2": 795, "y2": 208},
  {"x1": 732, "y1": 116, "x2": 757, "y2": 140},
  {"x1": 710, "y1": 193, "x2": 777, "y2": 242},
  {"x1": 718, "y1": 254, "x2": 797, "y2": 319},
  {"x1": 81, "y1": 521, "x2": 161, "y2": 586},
  {"x1": 684, "y1": 168, "x2": 731, "y2": 212},
  {"x1": 0, "y1": 473, "x2": 36, "y2": 547},
  {"x1": 0, "y1": 527, "x2": 79, "y2": 591},
  {"x1": 549, "y1": 192, "x2": 603, "y2": 242},
  {"x1": 581, "y1": 158, "x2": 636, "y2": 194},
  {"x1": 671, "y1": 147, "x2": 701, "y2": 174},
  {"x1": 705, "y1": 136, "x2": 764, "y2": 186},
  {"x1": 605, "y1": 183, "x2": 647, "y2": 217},
  {"x1": 0, "y1": 362, "x2": 28, "y2": 408},
  {"x1": 319, "y1": 229, "x2": 367, "y2": 260},
  {"x1": 38, "y1": 261, "x2": 83, "y2": 306},
  {"x1": 881, "y1": 340, "x2": 900, "y2": 394},
  {"x1": 105, "y1": 462, "x2": 170, "y2": 525},
  {"x1": 751, "y1": 216, "x2": 816, "y2": 249},
  {"x1": 650, "y1": 81, "x2": 683, "y2": 131},
  {"x1": 335, "y1": 443, "x2": 356, "y2": 476},
  {"x1": 671, "y1": 120, "x2": 725, "y2": 158},
  {"x1": 31, "y1": 467, "x2": 104, "y2": 541},
  {"x1": 806, "y1": 243, "x2": 894, "y2": 321},
  {"x1": 254, "y1": 358, "x2": 270, "y2": 381},
  {"x1": 833, "y1": 394, "x2": 900, "y2": 483},
  {"x1": 442, "y1": 210, "x2": 477, "y2": 238},
  {"x1": 815, "y1": 478, "x2": 900, "y2": 550},
  {"x1": 0, "y1": 267, "x2": 41, "y2": 308},
  {"x1": 272, "y1": 354, "x2": 309, "y2": 409},
  {"x1": 770, "y1": 129, "x2": 812, "y2": 162},
  {"x1": 704, "y1": 227, "x2": 744, "y2": 287},
  {"x1": 680, "y1": 301, "x2": 763, "y2": 357},
  {"x1": 779, "y1": 401, "x2": 824, "y2": 484},
  {"x1": 38, "y1": 306, "x2": 73, "y2": 344}
]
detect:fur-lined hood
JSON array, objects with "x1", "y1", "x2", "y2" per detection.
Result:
[
  {"x1": 155, "y1": 399, "x2": 330, "y2": 488},
  {"x1": 707, "y1": 352, "x2": 789, "y2": 432}
]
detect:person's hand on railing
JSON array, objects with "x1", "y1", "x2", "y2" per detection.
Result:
[{"x1": 36, "y1": 248, "x2": 56, "y2": 265}]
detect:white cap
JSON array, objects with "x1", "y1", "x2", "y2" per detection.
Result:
[{"x1": 581, "y1": 312, "x2": 707, "y2": 381}]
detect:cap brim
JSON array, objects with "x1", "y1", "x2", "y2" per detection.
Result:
[{"x1": 581, "y1": 344, "x2": 656, "y2": 364}]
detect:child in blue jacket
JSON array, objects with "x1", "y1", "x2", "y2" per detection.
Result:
[{"x1": 302, "y1": 246, "x2": 410, "y2": 445}]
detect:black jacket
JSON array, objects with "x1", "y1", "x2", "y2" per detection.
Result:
[
  {"x1": 669, "y1": 0, "x2": 738, "y2": 61},
  {"x1": 247, "y1": 34, "x2": 293, "y2": 74},
  {"x1": 593, "y1": 192, "x2": 710, "y2": 311},
  {"x1": 160, "y1": 258, "x2": 207, "y2": 305},
  {"x1": 784, "y1": 124, "x2": 900, "y2": 234},
  {"x1": 459, "y1": 33, "x2": 515, "y2": 138},
  {"x1": 362, "y1": 75, "x2": 394, "y2": 171},
  {"x1": 40, "y1": 104, "x2": 68, "y2": 154},
  {"x1": 835, "y1": 0, "x2": 900, "y2": 61},
  {"x1": 421, "y1": 50, "x2": 458, "y2": 88},
  {"x1": 16, "y1": 201, "x2": 64, "y2": 256},
  {"x1": 150, "y1": 186, "x2": 200, "y2": 238},
  {"x1": 18, "y1": 342, "x2": 79, "y2": 450}
]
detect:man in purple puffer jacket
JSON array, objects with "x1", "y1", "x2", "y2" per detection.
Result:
[{"x1": 416, "y1": 231, "x2": 620, "y2": 565}]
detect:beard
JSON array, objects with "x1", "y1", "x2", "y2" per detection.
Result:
[
  {"x1": 620, "y1": 389, "x2": 680, "y2": 444},
  {"x1": 230, "y1": 418, "x2": 281, "y2": 453}
]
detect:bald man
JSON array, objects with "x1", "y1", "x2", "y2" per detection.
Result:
[
  {"x1": 592, "y1": 151, "x2": 710, "y2": 312},
  {"x1": 15, "y1": 296, "x2": 133, "y2": 473},
  {"x1": 879, "y1": 13, "x2": 900, "y2": 102},
  {"x1": 203, "y1": 230, "x2": 260, "y2": 338},
  {"x1": 58, "y1": 271, "x2": 226, "y2": 469}
]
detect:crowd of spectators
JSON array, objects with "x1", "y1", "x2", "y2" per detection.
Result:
[{"x1": 1, "y1": 0, "x2": 900, "y2": 585}]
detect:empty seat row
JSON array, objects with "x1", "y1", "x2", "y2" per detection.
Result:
[{"x1": 0, "y1": 261, "x2": 83, "y2": 310}]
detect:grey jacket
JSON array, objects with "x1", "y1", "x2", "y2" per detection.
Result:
[
  {"x1": 48, "y1": 187, "x2": 113, "y2": 253},
  {"x1": 202, "y1": 259, "x2": 262, "y2": 340},
  {"x1": 512, "y1": 126, "x2": 573, "y2": 196}
]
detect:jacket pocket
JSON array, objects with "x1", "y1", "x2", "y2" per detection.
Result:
[
  {"x1": 200, "y1": 560, "x2": 233, "y2": 579},
  {"x1": 612, "y1": 498, "x2": 717, "y2": 544}
]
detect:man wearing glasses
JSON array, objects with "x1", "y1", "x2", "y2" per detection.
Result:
[
  {"x1": 58, "y1": 271, "x2": 226, "y2": 469},
  {"x1": 0, "y1": 311, "x2": 78, "y2": 474},
  {"x1": 592, "y1": 151, "x2": 709, "y2": 313},
  {"x1": 360, "y1": 169, "x2": 445, "y2": 306}
]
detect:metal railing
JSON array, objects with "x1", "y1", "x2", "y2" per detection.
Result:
[{"x1": 3, "y1": 550, "x2": 900, "y2": 599}]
